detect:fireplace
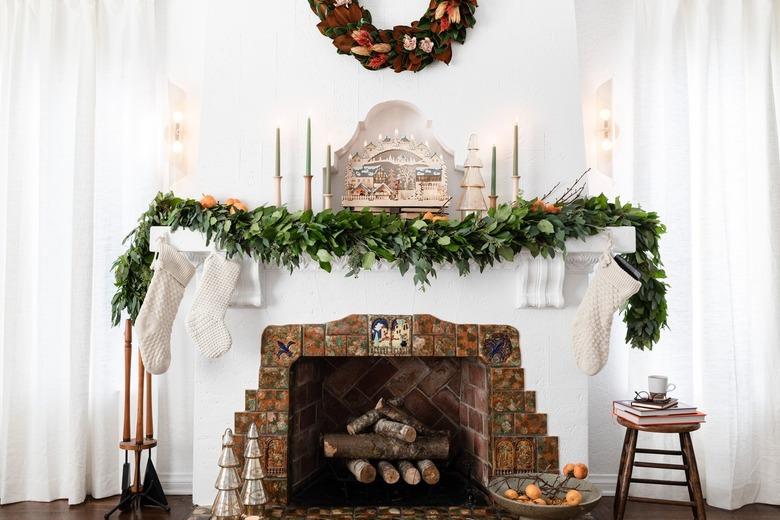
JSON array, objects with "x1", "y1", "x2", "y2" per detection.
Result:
[{"x1": 231, "y1": 314, "x2": 559, "y2": 507}]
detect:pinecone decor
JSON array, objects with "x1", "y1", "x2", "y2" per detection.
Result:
[
  {"x1": 458, "y1": 134, "x2": 488, "y2": 218},
  {"x1": 240, "y1": 422, "x2": 268, "y2": 515},
  {"x1": 211, "y1": 428, "x2": 242, "y2": 520}
]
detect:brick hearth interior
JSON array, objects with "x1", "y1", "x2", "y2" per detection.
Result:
[{"x1": 232, "y1": 314, "x2": 559, "y2": 506}]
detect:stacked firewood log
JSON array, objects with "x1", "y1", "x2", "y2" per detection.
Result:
[{"x1": 322, "y1": 397, "x2": 449, "y2": 485}]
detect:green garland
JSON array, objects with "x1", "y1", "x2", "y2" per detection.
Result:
[{"x1": 111, "y1": 193, "x2": 668, "y2": 350}]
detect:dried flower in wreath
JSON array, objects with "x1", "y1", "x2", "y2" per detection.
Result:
[{"x1": 307, "y1": 0, "x2": 479, "y2": 72}]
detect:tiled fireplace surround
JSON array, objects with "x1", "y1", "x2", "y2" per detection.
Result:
[{"x1": 231, "y1": 314, "x2": 559, "y2": 506}]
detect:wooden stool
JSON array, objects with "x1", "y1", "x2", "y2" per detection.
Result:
[{"x1": 613, "y1": 416, "x2": 706, "y2": 520}]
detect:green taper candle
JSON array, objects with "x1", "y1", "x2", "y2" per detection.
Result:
[
  {"x1": 306, "y1": 117, "x2": 311, "y2": 176},
  {"x1": 491, "y1": 145, "x2": 497, "y2": 197}
]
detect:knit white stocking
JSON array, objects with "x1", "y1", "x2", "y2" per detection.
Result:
[
  {"x1": 572, "y1": 255, "x2": 641, "y2": 375},
  {"x1": 135, "y1": 242, "x2": 196, "y2": 375},
  {"x1": 186, "y1": 254, "x2": 241, "y2": 359}
]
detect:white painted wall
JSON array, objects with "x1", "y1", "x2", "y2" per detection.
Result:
[{"x1": 154, "y1": 0, "x2": 618, "y2": 503}]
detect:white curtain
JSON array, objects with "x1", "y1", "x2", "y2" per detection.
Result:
[
  {"x1": 0, "y1": 0, "x2": 162, "y2": 504},
  {"x1": 625, "y1": 0, "x2": 780, "y2": 510}
]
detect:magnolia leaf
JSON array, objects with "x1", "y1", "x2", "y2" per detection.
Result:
[
  {"x1": 412, "y1": 219, "x2": 428, "y2": 230},
  {"x1": 437, "y1": 236, "x2": 451, "y2": 246},
  {"x1": 316, "y1": 249, "x2": 332, "y2": 263}
]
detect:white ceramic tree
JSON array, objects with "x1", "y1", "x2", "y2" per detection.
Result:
[{"x1": 458, "y1": 134, "x2": 488, "y2": 218}]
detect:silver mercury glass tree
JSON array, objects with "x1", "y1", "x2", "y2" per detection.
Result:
[
  {"x1": 211, "y1": 428, "x2": 242, "y2": 520},
  {"x1": 240, "y1": 422, "x2": 268, "y2": 515}
]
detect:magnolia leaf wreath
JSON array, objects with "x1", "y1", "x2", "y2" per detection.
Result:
[{"x1": 308, "y1": 0, "x2": 478, "y2": 72}]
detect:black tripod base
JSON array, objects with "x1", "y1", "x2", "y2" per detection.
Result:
[
  {"x1": 105, "y1": 451, "x2": 170, "y2": 518},
  {"x1": 104, "y1": 491, "x2": 170, "y2": 518}
]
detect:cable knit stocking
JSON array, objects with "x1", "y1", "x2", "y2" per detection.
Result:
[
  {"x1": 186, "y1": 254, "x2": 241, "y2": 359},
  {"x1": 572, "y1": 255, "x2": 642, "y2": 375},
  {"x1": 135, "y1": 242, "x2": 195, "y2": 375}
]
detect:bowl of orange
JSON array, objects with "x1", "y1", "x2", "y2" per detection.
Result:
[{"x1": 488, "y1": 469, "x2": 600, "y2": 520}]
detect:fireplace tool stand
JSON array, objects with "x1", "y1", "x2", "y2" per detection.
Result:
[{"x1": 105, "y1": 321, "x2": 170, "y2": 518}]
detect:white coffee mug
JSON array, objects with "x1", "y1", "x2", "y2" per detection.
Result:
[{"x1": 648, "y1": 375, "x2": 676, "y2": 396}]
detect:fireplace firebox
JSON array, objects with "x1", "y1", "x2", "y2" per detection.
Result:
[{"x1": 232, "y1": 315, "x2": 559, "y2": 507}]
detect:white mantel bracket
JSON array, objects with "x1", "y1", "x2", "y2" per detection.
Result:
[{"x1": 149, "y1": 225, "x2": 635, "y2": 309}]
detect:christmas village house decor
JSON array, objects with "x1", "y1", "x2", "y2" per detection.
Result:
[{"x1": 342, "y1": 134, "x2": 450, "y2": 216}]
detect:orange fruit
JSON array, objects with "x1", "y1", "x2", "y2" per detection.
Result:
[
  {"x1": 530, "y1": 198, "x2": 545, "y2": 212},
  {"x1": 532, "y1": 498, "x2": 547, "y2": 505},
  {"x1": 233, "y1": 201, "x2": 248, "y2": 212},
  {"x1": 565, "y1": 489, "x2": 583, "y2": 506},
  {"x1": 573, "y1": 463, "x2": 589, "y2": 479},
  {"x1": 525, "y1": 484, "x2": 542, "y2": 500},
  {"x1": 503, "y1": 489, "x2": 519, "y2": 500},
  {"x1": 199, "y1": 194, "x2": 217, "y2": 209},
  {"x1": 562, "y1": 463, "x2": 575, "y2": 477}
]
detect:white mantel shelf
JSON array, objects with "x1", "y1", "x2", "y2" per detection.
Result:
[{"x1": 150, "y1": 226, "x2": 635, "y2": 309}]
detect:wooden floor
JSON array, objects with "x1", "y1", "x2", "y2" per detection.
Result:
[{"x1": 0, "y1": 495, "x2": 777, "y2": 519}]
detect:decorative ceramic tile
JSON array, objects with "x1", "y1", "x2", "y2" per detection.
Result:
[
  {"x1": 262, "y1": 325, "x2": 302, "y2": 367},
  {"x1": 456, "y1": 324, "x2": 479, "y2": 357},
  {"x1": 326, "y1": 314, "x2": 368, "y2": 336},
  {"x1": 257, "y1": 389, "x2": 289, "y2": 412},
  {"x1": 434, "y1": 335, "x2": 457, "y2": 356},
  {"x1": 369, "y1": 315, "x2": 412, "y2": 355},
  {"x1": 492, "y1": 413, "x2": 514, "y2": 436},
  {"x1": 245, "y1": 389, "x2": 257, "y2": 411},
  {"x1": 413, "y1": 314, "x2": 456, "y2": 336},
  {"x1": 266, "y1": 411, "x2": 289, "y2": 435},
  {"x1": 412, "y1": 334, "x2": 435, "y2": 356},
  {"x1": 303, "y1": 324, "x2": 326, "y2": 356},
  {"x1": 325, "y1": 335, "x2": 347, "y2": 356},
  {"x1": 234, "y1": 411, "x2": 265, "y2": 434},
  {"x1": 260, "y1": 367, "x2": 290, "y2": 389},
  {"x1": 514, "y1": 438, "x2": 536, "y2": 472},
  {"x1": 265, "y1": 436, "x2": 288, "y2": 476},
  {"x1": 345, "y1": 334, "x2": 369, "y2": 356},
  {"x1": 514, "y1": 413, "x2": 547, "y2": 435},
  {"x1": 478, "y1": 325, "x2": 521, "y2": 366},
  {"x1": 493, "y1": 438, "x2": 515, "y2": 475},
  {"x1": 490, "y1": 391, "x2": 524, "y2": 413},
  {"x1": 536, "y1": 436, "x2": 559, "y2": 473},
  {"x1": 524, "y1": 391, "x2": 537, "y2": 413},
  {"x1": 489, "y1": 367, "x2": 524, "y2": 390},
  {"x1": 263, "y1": 478, "x2": 288, "y2": 504}
]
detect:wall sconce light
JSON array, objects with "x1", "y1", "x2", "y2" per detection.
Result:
[
  {"x1": 596, "y1": 79, "x2": 614, "y2": 176},
  {"x1": 171, "y1": 111, "x2": 184, "y2": 154},
  {"x1": 599, "y1": 108, "x2": 613, "y2": 151}
]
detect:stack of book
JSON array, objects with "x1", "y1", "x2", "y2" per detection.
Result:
[{"x1": 612, "y1": 399, "x2": 706, "y2": 426}]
